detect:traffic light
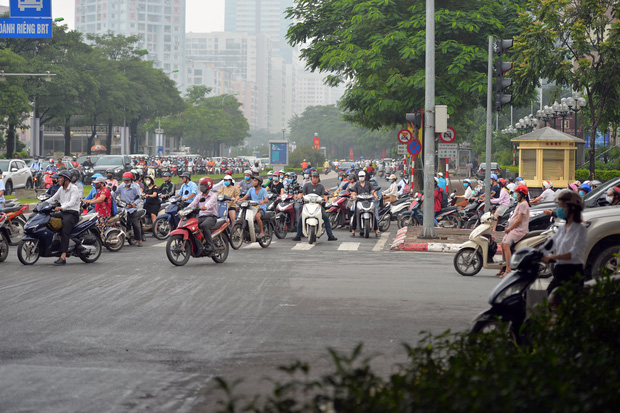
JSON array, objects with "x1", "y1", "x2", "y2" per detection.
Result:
[
  {"x1": 494, "y1": 38, "x2": 513, "y2": 111},
  {"x1": 406, "y1": 110, "x2": 423, "y2": 128}
]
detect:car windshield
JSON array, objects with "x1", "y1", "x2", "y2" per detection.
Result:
[
  {"x1": 585, "y1": 177, "x2": 620, "y2": 201},
  {"x1": 0, "y1": 160, "x2": 9, "y2": 171},
  {"x1": 95, "y1": 157, "x2": 123, "y2": 166}
]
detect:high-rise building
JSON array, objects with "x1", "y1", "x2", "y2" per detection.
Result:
[
  {"x1": 75, "y1": 0, "x2": 186, "y2": 90},
  {"x1": 225, "y1": 0, "x2": 294, "y2": 62}
]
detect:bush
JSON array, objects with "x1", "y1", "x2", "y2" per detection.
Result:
[
  {"x1": 288, "y1": 145, "x2": 324, "y2": 169},
  {"x1": 214, "y1": 277, "x2": 620, "y2": 412},
  {"x1": 575, "y1": 169, "x2": 620, "y2": 181}
]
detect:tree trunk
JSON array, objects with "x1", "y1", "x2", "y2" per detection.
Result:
[
  {"x1": 6, "y1": 123, "x2": 16, "y2": 159},
  {"x1": 87, "y1": 124, "x2": 97, "y2": 156},
  {"x1": 106, "y1": 118, "x2": 113, "y2": 155},
  {"x1": 64, "y1": 116, "x2": 72, "y2": 155}
]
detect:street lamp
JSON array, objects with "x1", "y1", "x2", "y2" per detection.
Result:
[
  {"x1": 566, "y1": 92, "x2": 587, "y2": 137},
  {"x1": 281, "y1": 127, "x2": 286, "y2": 140},
  {"x1": 54, "y1": 17, "x2": 64, "y2": 22}
]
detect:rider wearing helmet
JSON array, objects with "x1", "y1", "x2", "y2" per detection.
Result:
[
  {"x1": 606, "y1": 186, "x2": 620, "y2": 205},
  {"x1": 177, "y1": 172, "x2": 198, "y2": 205},
  {"x1": 46, "y1": 173, "x2": 61, "y2": 196},
  {"x1": 159, "y1": 172, "x2": 175, "y2": 200},
  {"x1": 84, "y1": 174, "x2": 104, "y2": 200},
  {"x1": 269, "y1": 171, "x2": 284, "y2": 195},
  {"x1": 301, "y1": 168, "x2": 311, "y2": 186},
  {"x1": 45, "y1": 160, "x2": 58, "y2": 173},
  {"x1": 238, "y1": 169, "x2": 253, "y2": 196},
  {"x1": 238, "y1": 174, "x2": 270, "y2": 239},
  {"x1": 283, "y1": 172, "x2": 302, "y2": 227},
  {"x1": 69, "y1": 169, "x2": 83, "y2": 192},
  {"x1": 541, "y1": 189, "x2": 587, "y2": 298},
  {"x1": 500, "y1": 184, "x2": 531, "y2": 277},
  {"x1": 46, "y1": 170, "x2": 83, "y2": 264},
  {"x1": 83, "y1": 176, "x2": 114, "y2": 236},
  {"x1": 489, "y1": 176, "x2": 511, "y2": 231},
  {"x1": 217, "y1": 175, "x2": 240, "y2": 221},
  {"x1": 189, "y1": 177, "x2": 218, "y2": 254},
  {"x1": 532, "y1": 181, "x2": 555, "y2": 203},
  {"x1": 437, "y1": 172, "x2": 446, "y2": 191},
  {"x1": 292, "y1": 170, "x2": 338, "y2": 241},
  {"x1": 578, "y1": 183, "x2": 591, "y2": 197},
  {"x1": 349, "y1": 170, "x2": 380, "y2": 238},
  {"x1": 455, "y1": 178, "x2": 475, "y2": 201},
  {"x1": 114, "y1": 172, "x2": 144, "y2": 246}
]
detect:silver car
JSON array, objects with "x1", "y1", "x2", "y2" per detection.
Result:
[
  {"x1": 582, "y1": 206, "x2": 620, "y2": 277},
  {"x1": 0, "y1": 159, "x2": 34, "y2": 195}
]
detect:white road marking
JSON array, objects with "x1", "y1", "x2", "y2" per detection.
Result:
[
  {"x1": 292, "y1": 243, "x2": 315, "y2": 251},
  {"x1": 372, "y1": 232, "x2": 390, "y2": 251},
  {"x1": 338, "y1": 242, "x2": 360, "y2": 251},
  {"x1": 153, "y1": 242, "x2": 167, "y2": 248},
  {"x1": 242, "y1": 243, "x2": 263, "y2": 249}
]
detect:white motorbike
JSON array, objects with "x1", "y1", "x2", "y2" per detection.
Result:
[
  {"x1": 301, "y1": 194, "x2": 325, "y2": 244},
  {"x1": 453, "y1": 212, "x2": 554, "y2": 276},
  {"x1": 230, "y1": 200, "x2": 273, "y2": 249}
]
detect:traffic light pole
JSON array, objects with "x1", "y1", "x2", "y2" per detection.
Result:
[
  {"x1": 485, "y1": 36, "x2": 493, "y2": 214},
  {"x1": 421, "y1": 0, "x2": 437, "y2": 239}
]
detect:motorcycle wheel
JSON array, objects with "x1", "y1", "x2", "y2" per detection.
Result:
[
  {"x1": 258, "y1": 223, "x2": 273, "y2": 248},
  {"x1": 8, "y1": 218, "x2": 25, "y2": 246},
  {"x1": 166, "y1": 235, "x2": 191, "y2": 266},
  {"x1": 328, "y1": 211, "x2": 339, "y2": 229},
  {"x1": 453, "y1": 247, "x2": 483, "y2": 276},
  {"x1": 0, "y1": 233, "x2": 9, "y2": 262},
  {"x1": 439, "y1": 214, "x2": 460, "y2": 229},
  {"x1": 362, "y1": 218, "x2": 370, "y2": 238},
  {"x1": 17, "y1": 239, "x2": 40, "y2": 265},
  {"x1": 379, "y1": 214, "x2": 391, "y2": 232},
  {"x1": 79, "y1": 229, "x2": 103, "y2": 263},
  {"x1": 153, "y1": 219, "x2": 171, "y2": 240},
  {"x1": 308, "y1": 225, "x2": 316, "y2": 244},
  {"x1": 230, "y1": 222, "x2": 244, "y2": 250},
  {"x1": 211, "y1": 235, "x2": 229, "y2": 264},
  {"x1": 397, "y1": 214, "x2": 413, "y2": 229},
  {"x1": 471, "y1": 313, "x2": 518, "y2": 343},
  {"x1": 274, "y1": 217, "x2": 286, "y2": 239},
  {"x1": 104, "y1": 228, "x2": 125, "y2": 252}
]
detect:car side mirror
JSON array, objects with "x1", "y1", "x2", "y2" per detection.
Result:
[{"x1": 11, "y1": 167, "x2": 18, "y2": 172}]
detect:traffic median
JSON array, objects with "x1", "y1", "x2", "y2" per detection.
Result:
[{"x1": 391, "y1": 225, "x2": 505, "y2": 254}]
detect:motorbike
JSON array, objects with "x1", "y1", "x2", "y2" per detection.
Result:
[
  {"x1": 17, "y1": 202, "x2": 103, "y2": 265},
  {"x1": 153, "y1": 196, "x2": 184, "y2": 240},
  {"x1": 43, "y1": 171, "x2": 54, "y2": 189},
  {"x1": 323, "y1": 166, "x2": 330, "y2": 175},
  {"x1": 274, "y1": 194, "x2": 298, "y2": 239},
  {"x1": 0, "y1": 213, "x2": 11, "y2": 262},
  {"x1": 436, "y1": 191, "x2": 462, "y2": 228},
  {"x1": 32, "y1": 171, "x2": 44, "y2": 189},
  {"x1": 397, "y1": 193, "x2": 423, "y2": 228},
  {"x1": 0, "y1": 203, "x2": 28, "y2": 246},
  {"x1": 471, "y1": 240, "x2": 554, "y2": 344},
  {"x1": 326, "y1": 192, "x2": 351, "y2": 230},
  {"x1": 354, "y1": 193, "x2": 377, "y2": 238},
  {"x1": 165, "y1": 204, "x2": 231, "y2": 266},
  {"x1": 378, "y1": 194, "x2": 414, "y2": 231},
  {"x1": 300, "y1": 194, "x2": 326, "y2": 244},
  {"x1": 80, "y1": 203, "x2": 126, "y2": 253},
  {"x1": 115, "y1": 199, "x2": 147, "y2": 245},
  {"x1": 230, "y1": 200, "x2": 274, "y2": 249},
  {"x1": 453, "y1": 212, "x2": 553, "y2": 276}
]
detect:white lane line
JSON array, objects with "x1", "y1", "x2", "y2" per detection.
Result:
[
  {"x1": 292, "y1": 243, "x2": 315, "y2": 251},
  {"x1": 153, "y1": 242, "x2": 167, "y2": 248},
  {"x1": 242, "y1": 243, "x2": 263, "y2": 249},
  {"x1": 372, "y1": 233, "x2": 390, "y2": 252},
  {"x1": 338, "y1": 242, "x2": 360, "y2": 251}
]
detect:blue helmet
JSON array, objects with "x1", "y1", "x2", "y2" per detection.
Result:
[
  {"x1": 303, "y1": 168, "x2": 310, "y2": 174},
  {"x1": 91, "y1": 173, "x2": 103, "y2": 180},
  {"x1": 490, "y1": 173, "x2": 498, "y2": 181},
  {"x1": 516, "y1": 177, "x2": 523, "y2": 182},
  {"x1": 579, "y1": 183, "x2": 592, "y2": 194},
  {"x1": 163, "y1": 172, "x2": 172, "y2": 177},
  {"x1": 289, "y1": 172, "x2": 297, "y2": 181}
]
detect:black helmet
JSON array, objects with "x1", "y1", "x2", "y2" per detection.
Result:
[
  {"x1": 253, "y1": 174, "x2": 263, "y2": 184},
  {"x1": 69, "y1": 169, "x2": 80, "y2": 183},
  {"x1": 310, "y1": 170, "x2": 320, "y2": 177},
  {"x1": 58, "y1": 170, "x2": 72, "y2": 180},
  {"x1": 181, "y1": 172, "x2": 191, "y2": 179}
]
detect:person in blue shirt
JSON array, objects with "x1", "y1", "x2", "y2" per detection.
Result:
[
  {"x1": 84, "y1": 174, "x2": 104, "y2": 200},
  {"x1": 177, "y1": 172, "x2": 198, "y2": 205},
  {"x1": 30, "y1": 158, "x2": 42, "y2": 172},
  {"x1": 113, "y1": 172, "x2": 144, "y2": 246},
  {"x1": 437, "y1": 172, "x2": 447, "y2": 191},
  {"x1": 238, "y1": 175, "x2": 269, "y2": 239},
  {"x1": 45, "y1": 160, "x2": 58, "y2": 173}
]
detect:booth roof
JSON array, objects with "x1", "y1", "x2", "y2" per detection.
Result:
[{"x1": 511, "y1": 126, "x2": 585, "y2": 143}]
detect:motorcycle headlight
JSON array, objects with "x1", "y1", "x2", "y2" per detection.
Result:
[
  {"x1": 530, "y1": 210, "x2": 545, "y2": 218},
  {"x1": 325, "y1": 202, "x2": 332, "y2": 208},
  {"x1": 492, "y1": 280, "x2": 530, "y2": 305},
  {"x1": 240, "y1": 201, "x2": 249, "y2": 208},
  {"x1": 114, "y1": 168, "x2": 122, "y2": 173}
]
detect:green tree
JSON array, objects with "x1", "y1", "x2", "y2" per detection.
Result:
[
  {"x1": 511, "y1": 0, "x2": 620, "y2": 179},
  {"x1": 0, "y1": 49, "x2": 31, "y2": 158},
  {"x1": 286, "y1": 0, "x2": 524, "y2": 130}
]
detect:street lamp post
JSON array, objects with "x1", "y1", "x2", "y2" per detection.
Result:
[{"x1": 281, "y1": 128, "x2": 286, "y2": 140}]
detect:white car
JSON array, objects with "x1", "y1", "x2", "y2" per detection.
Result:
[{"x1": 0, "y1": 159, "x2": 34, "y2": 195}]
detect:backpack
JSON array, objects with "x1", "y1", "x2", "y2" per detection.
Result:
[{"x1": 440, "y1": 188, "x2": 448, "y2": 209}]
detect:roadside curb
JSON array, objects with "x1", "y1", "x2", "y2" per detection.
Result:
[
  {"x1": 391, "y1": 227, "x2": 408, "y2": 249},
  {"x1": 391, "y1": 226, "x2": 503, "y2": 254}
]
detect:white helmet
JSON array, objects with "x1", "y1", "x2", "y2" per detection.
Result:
[
  {"x1": 267, "y1": 171, "x2": 273, "y2": 176},
  {"x1": 358, "y1": 171, "x2": 366, "y2": 177},
  {"x1": 543, "y1": 180, "x2": 553, "y2": 189},
  {"x1": 244, "y1": 169, "x2": 252, "y2": 175},
  {"x1": 437, "y1": 172, "x2": 443, "y2": 177},
  {"x1": 223, "y1": 175, "x2": 233, "y2": 180}
]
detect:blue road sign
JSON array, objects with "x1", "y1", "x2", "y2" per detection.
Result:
[
  {"x1": 407, "y1": 139, "x2": 422, "y2": 156},
  {"x1": 0, "y1": 18, "x2": 52, "y2": 38},
  {"x1": 10, "y1": 0, "x2": 52, "y2": 19},
  {"x1": 158, "y1": 146, "x2": 164, "y2": 155}
]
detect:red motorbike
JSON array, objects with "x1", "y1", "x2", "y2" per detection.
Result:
[
  {"x1": 170, "y1": 163, "x2": 178, "y2": 176},
  {"x1": 2, "y1": 204, "x2": 28, "y2": 246},
  {"x1": 165, "y1": 205, "x2": 231, "y2": 266},
  {"x1": 273, "y1": 194, "x2": 297, "y2": 239},
  {"x1": 43, "y1": 171, "x2": 54, "y2": 189},
  {"x1": 326, "y1": 192, "x2": 351, "y2": 229}
]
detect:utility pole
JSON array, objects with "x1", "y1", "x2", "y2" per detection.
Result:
[{"x1": 420, "y1": 0, "x2": 437, "y2": 238}]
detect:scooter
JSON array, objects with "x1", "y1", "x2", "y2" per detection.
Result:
[
  {"x1": 354, "y1": 193, "x2": 377, "y2": 238},
  {"x1": 0, "y1": 213, "x2": 12, "y2": 262},
  {"x1": 397, "y1": 193, "x2": 423, "y2": 228},
  {"x1": 378, "y1": 194, "x2": 414, "y2": 231},
  {"x1": 300, "y1": 193, "x2": 325, "y2": 244},
  {"x1": 80, "y1": 203, "x2": 126, "y2": 252},
  {"x1": 165, "y1": 204, "x2": 231, "y2": 266},
  {"x1": 326, "y1": 192, "x2": 351, "y2": 229},
  {"x1": 115, "y1": 199, "x2": 147, "y2": 245},
  {"x1": 453, "y1": 212, "x2": 553, "y2": 276},
  {"x1": 471, "y1": 240, "x2": 554, "y2": 344},
  {"x1": 17, "y1": 202, "x2": 103, "y2": 265},
  {"x1": 153, "y1": 196, "x2": 183, "y2": 240},
  {"x1": 274, "y1": 194, "x2": 297, "y2": 239},
  {"x1": 0, "y1": 203, "x2": 28, "y2": 246},
  {"x1": 230, "y1": 200, "x2": 274, "y2": 249},
  {"x1": 436, "y1": 191, "x2": 462, "y2": 228}
]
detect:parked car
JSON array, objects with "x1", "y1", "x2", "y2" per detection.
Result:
[
  {"x1": 92, "y1": 155, "x2": 134, "y2": 180},
  {"x1": 476, "y1": 162, "x2": 502, "y2": 179},
  {"x1": 581, "y1": 206, "x2": 620, "y2": 278},
  {"x1": 0, "y1": 159, "x2": 33, "y2": 195}
]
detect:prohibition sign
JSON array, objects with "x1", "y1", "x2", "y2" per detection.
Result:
[
  {"x1": 397, "y1": 129, "x2": 414, "y2": 144},
  {"x1": 407, "y1": 139, "x2": 422, "y2": 156}
]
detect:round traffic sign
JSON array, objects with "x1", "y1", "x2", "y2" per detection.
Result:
[
  {"x1": 397, "y1": 129, "x2": 414, "y2": 144},
  {"x1": 407, "y1": 139, "x2": 422, "y2": 156},
  {"x1": 440, "y1": 126, "x2": 456, "y2": 143}
]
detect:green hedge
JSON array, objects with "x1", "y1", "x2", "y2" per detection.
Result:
[
  {"x1": 214, "y1": 277, "x2": 620, "y2": 412},
  {"x1": 575, "y1": 169, "x2": 620, "y2": 181}
]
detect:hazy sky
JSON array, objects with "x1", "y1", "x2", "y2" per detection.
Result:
[{"x1": 46, "y1": 0, "x2": 226, "y2": 32}]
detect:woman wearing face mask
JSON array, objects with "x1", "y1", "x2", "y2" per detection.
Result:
[
  {"x1": 142, "y1": 176, "x2": 161, "y2": 225},
  {"x1": 541, "y1": 190, "x2": 587, "y2": 297},
  {"x1": 350, "y1": 171, "x2": 380, "y2": 238},
  {"x1": 382, "y1": 174, "x2": 399, "y2": 203},
  {"x1": 500, "y1": 185, "x2": 530, "y2": 277},
  {"x1": 455, "y1": 179, "x2": 474, "y2": 204},
  {"x1": 605, "y1": 187, "x2": 620, "y2": 205},
  {"x1": 217, "y1": 175, "x2": 240, "y2": 221},
  {"x1": 268, "y1": 172, "x2": 284, "y2": 195},
  {"x1": 238, "y1": 170, "x2": 253, "y2": 196},
  {"x1": 578, "y1": 183, "x2": 591, "y2": 197}
]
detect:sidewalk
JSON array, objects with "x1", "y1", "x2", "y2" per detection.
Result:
[{"x1": 391, "y1": 226, "x2": 506, "y2": 253}]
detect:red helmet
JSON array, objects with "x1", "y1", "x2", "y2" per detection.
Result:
[
  {"x1": 498, "y1": 178, "x2": 506, "y2": 186},
  {"x1": 225, "y1": 170, "x2": 232, "y2": 175},
  {"x1": 199, "y1": 176, "x2": 213, "y2": 191},
  {"x1": 122, "y1": 172, "x2": 133, "y2": 180},
  {"x1": 514, "y1": 184, "x2": 529, "y2": 196}
]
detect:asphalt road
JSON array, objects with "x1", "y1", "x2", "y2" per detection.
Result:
[{"x1": 0, "y1": 172, "x2": 503, "y2": 412}]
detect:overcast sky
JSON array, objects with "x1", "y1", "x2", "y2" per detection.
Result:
[{"x1": 46, "y1": 0, "x2": 226, "y2": 32}]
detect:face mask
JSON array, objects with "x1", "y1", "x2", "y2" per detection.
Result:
[
  {"x1": 125, "y1": 182, "x2": 131, "y2": 187},
  {"x1": 245, "y1": 176, "x2": 250, "y2": 181},
  {"x1": 556, "y1": 207, "x2": 567, "y2": 220},
  {"x1": 360, "y1": 177, "x2": 365, "y2": 182},
  {"x1": 464, "y1": 183, "x2": 468, "y2": 188},
  {"x1": 224, "y1": 181, "x2": 231, "y2": 187},
  {"x1": 579, "y1": 191, "x2": 585, "y2": 197},
  {"x1": 338, "y1": 176, "x2": 343, "y2": 181},
  {"x1": 606, "y1": 195, "x2": 613, "y2": 203},
  {"x1": 304, "y1": 174, "x2": 309, "y2": 179},
  {"x1": 274, "y1": 177, "x2": 279, "y2": 181},
  {"x1": 288, "y1": 179, "x2": 293, "y2": 184}
]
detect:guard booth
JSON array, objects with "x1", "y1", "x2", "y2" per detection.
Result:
[{"x1": 511, "y1": 127, "x2": 584, "y2": 188}]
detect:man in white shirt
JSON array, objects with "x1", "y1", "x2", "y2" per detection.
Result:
[
  {"x1": 532, "y1": 181, "x2": 555, "y2": 203},
  {"x1": 47, "y1": 170, "x2": 83, "y2": 265}
]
